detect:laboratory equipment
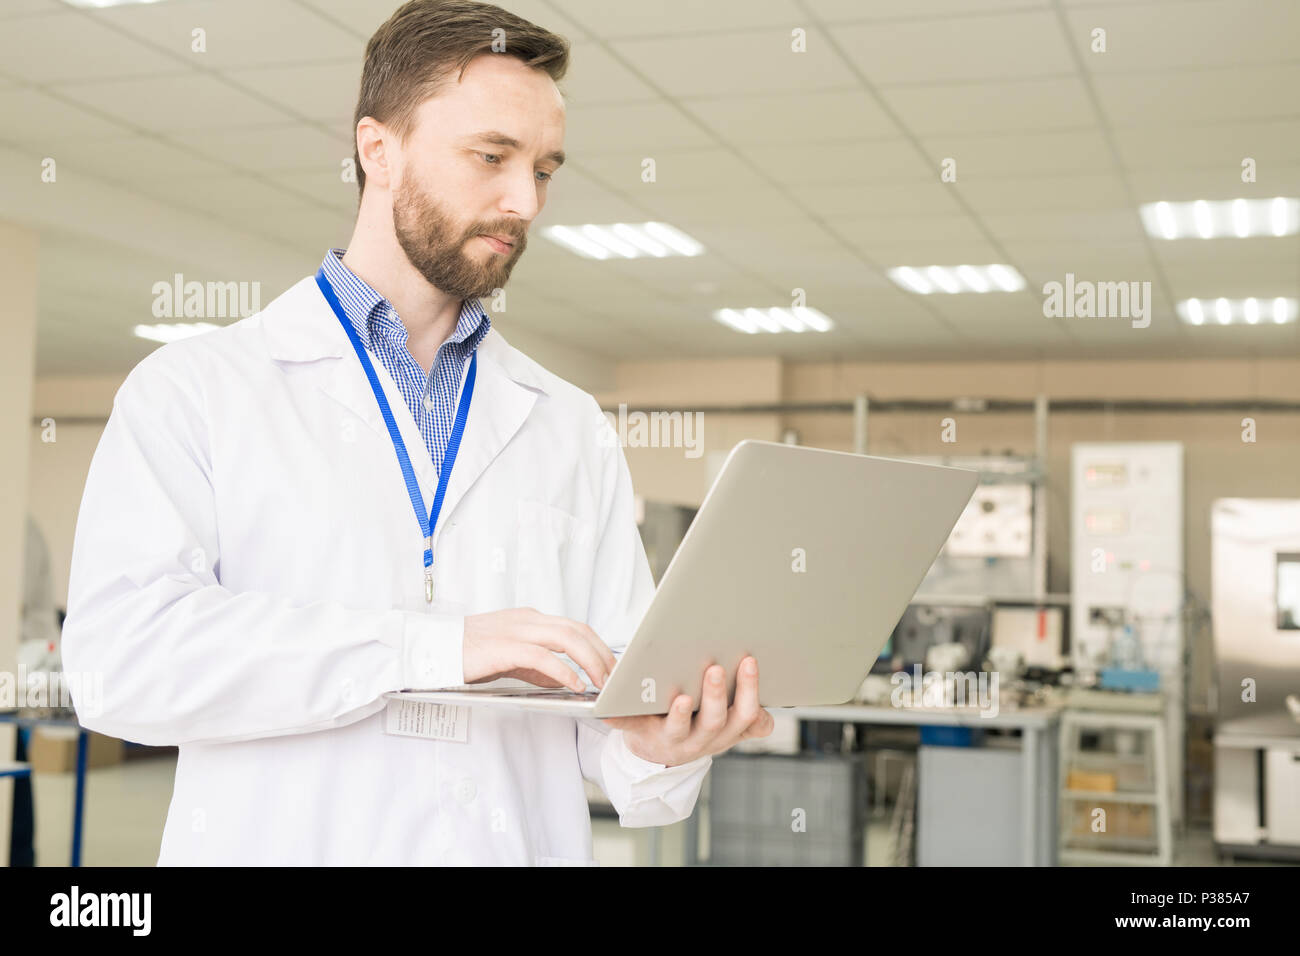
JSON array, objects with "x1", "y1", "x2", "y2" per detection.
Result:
[
  {"x1": 1070, "y1": 441, "x2": 1185, "y2": 826},
  {"x1": 1211, "y1": 499, "x2": 1300, "y2": 860}
]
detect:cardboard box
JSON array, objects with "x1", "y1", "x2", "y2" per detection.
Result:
[
  {"x1": 1066, "y1": 769, "x2": 1117, "y2": 792},
  {"x1": 26, "y1": 727, "x2": 123, "y2": 773}
]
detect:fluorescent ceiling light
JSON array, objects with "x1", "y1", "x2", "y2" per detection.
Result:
[
  {"x1": 134, "y1": 322, "x2": 220, "y2": 343},
  {"x1": 887, "y1": 264, "x2": 1026, "y2": 294},
  {"x1": 712, "y1": 307, "x2": 834, "y2": 334},
  {"x1": 1176, "y1": 297, "x2": 1296, "y2": 326},
  {"x1": 1140, "y1": 198, "x2": 1299, "y2": 239},
  {"x1": 542, "y1": 222, "x2": 703, "y2": 259}
]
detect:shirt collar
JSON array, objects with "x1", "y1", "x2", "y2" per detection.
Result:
[{"x1": 320, "y1": 248, "x2": 491, "y2": 355}]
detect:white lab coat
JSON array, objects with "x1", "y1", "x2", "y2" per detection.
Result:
[{"x1": 62, "y1": 274, "x2": 712, "y2": 865}]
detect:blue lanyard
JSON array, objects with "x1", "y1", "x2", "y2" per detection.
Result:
[{"x1": 314, "y1": 267, "x2": 477, "y2": 603}]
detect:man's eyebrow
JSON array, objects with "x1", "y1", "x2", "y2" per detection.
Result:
[{"x1": 466, "y1": 130, "x2": 565, "y2": 167}]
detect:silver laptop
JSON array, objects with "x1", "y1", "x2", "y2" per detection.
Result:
[{"x1": 387, "y1": 440, "x2": 978, "y2": 718}]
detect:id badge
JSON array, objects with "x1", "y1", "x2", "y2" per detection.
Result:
[{"x1": 384, "y1": 698, "x2": 469, "y2": 743}]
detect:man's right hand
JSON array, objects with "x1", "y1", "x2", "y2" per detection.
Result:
[{"x1": 462, "y1": 607, "x2": 617, "y2": 692}]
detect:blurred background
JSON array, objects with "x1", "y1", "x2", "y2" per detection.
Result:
[{"x1": 1, "y1": 0, "x2": 1299, "y2": 866}]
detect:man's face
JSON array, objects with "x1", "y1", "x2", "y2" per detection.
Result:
[{"x1": 388, "y1": 54, "x2": 566, "y2": 300}]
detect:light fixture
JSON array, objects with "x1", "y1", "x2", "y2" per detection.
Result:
[
  {"x1": 1139, "y1": 198, "x2": 1299, "y2": 239},
  {"x1": 1176, "y1": 297, "x2": 1297, "y2": 326},
  {"x1": 887, "y1": 264, "x2": 1026, "y2": 294},
  {"x1": 134, "y1": 322, "x2": 220, "y2": 343},
  {"x1": 712, "y1": 307, "x2": 834, "y2": 334},
  {"x1": 542, "y1": 222, "x2": 703, "y2": 259}
]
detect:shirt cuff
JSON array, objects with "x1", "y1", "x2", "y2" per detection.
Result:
[
  {"x1": 400, "y1": 612, "x2": 465, "y2": 689},
  {"x1": 607, "y1": 727, "x2": 713, "y2": 780},
  {"x1": 599, "y1": 728, "x2": 713, "y2": 828}
]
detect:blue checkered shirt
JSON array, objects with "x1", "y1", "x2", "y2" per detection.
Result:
[{"x1": 320, "y1": 248, "x2": 491, "y2": 473}]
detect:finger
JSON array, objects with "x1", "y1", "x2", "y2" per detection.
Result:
[
  {"x1": 518, "y1": 645, "x2": 587, "y2": 692},
  {"x1": 740, "y1": 709, "x2": 776, "y2": 740},
  {"x1": 524, "y1": 618, "x2": 610, "y2": 689},
  {"x1": 663, "y1": 694, "x2": 693, "y2": 743},
  {"x1": 567, "y1": 619, "x2": 618, "y2": 676},
  {"x1": 502, "y1": 668, "x2": 567, "y2": 689},
  {"x1": 687, "y1": 664, "x2": 729, "y2": 748},
  {"x1": 561, "y1": 618, "x2": 617, "y2": 686},
  {"x1": 722, "y1": 656, "x2": 762, "y2": 739}
]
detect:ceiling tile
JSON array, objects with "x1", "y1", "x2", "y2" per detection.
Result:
[
  {"x1": 981, "y1": 208, "x2": 1147, "y2": 241},
  {"x1": 799, "y1": 179, "x2": 967, "y2": 219},
  {"x1": 1113, "y1": 119, "x2": 1300, "y2": 171},
  {"x1": 1064, "y1": 0, "x2": 1300, "y2": 72},
  {"x1": 920, "y1": 128, "x2": 1113, "y2": 177},
  {"x1": 0, "y1": 12, "x2": 183, "y2": 83},
  {"x1": 0, "y1": 88, "x2": 127, "y2": 142},
  {"x1": 610, "y1": 26, "x2": 860, "y2": 98},
  {"x1": 560, "y1": 40, "x2": 664, "y2": 105},
  {"x1": 1127, "y1": 165, "x2": 1300, "y2": 202},
  {"x1": 55, "y1": 72, "x2": 292, "y2": 131},
  {"x1": 835, "y1": 10, "x2": 1075, "y2": 85},
  {"x1": 35, "y1": 134, "x2": 231, "y2": 183},
  {"x1": 165, "y1": 123, "x2": 349, "y2": 174},
  {"x1": 809, "y1": 0, "x2": 1052, "y2": 18},
  {"x1": 562, "y1": 101, "x2": 716, "y2": 155},
  {"x1": 955, "y1": 173, "x2": 1131, "y2": 213},
  {"x1": 689, "y1": 89, "x2": 901, "y2": 145},
  {"x1": 544, "y1": 0, "x2": 801, "y2": 37},
  {"x1": 743, "y1": 138, "x2": 931, "y2": 185},
  {"x1": 221, "y1": 59, "x2": 361, "y2": 124},
  {"x1": 1093, "y1": 64, "x2": 1300, "y2": 125},
  {"x1": 98, "y1": 0, "x2": 362, "y2": 70},
  {"x1": 880, "y1": 76, "x2": 1094, "y2": 135}
]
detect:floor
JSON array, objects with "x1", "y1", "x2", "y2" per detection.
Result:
[{"x1": 17, "y1": 752, "x2": 1288, "y2": 866}]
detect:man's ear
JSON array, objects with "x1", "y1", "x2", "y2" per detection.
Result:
[{"x1": 356, "y1": 116, "x2": 393, "y2": 191}]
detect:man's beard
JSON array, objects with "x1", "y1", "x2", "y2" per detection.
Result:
[{"x1": 392, "y1": 173, "x2": 526, "y2": 300}]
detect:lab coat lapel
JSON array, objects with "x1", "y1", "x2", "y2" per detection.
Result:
[
  {"x1": 260, "y1": 279, "x2": 544, "y2": 535},
  {"x1": 261, "y1": 276, "x2": 440, "y2": 499},
  {"x1": 433, "y1": 341, "x2": 538, "y2": 548},
  {"x1": 324, "y1": 351, "x2": 439, "y2": 499}
]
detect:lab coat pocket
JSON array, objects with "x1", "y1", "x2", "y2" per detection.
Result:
[{"x1": 515, "y1": 498, "x2": 593, "y2": 619}]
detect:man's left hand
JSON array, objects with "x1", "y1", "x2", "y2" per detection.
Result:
[{"x1": 601, "y1": 656, "x2": 774, "y2": 766}]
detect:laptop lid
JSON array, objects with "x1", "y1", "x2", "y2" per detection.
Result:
[{"x1": 592, "y1": 440, "x2": 978, "y2": 717}]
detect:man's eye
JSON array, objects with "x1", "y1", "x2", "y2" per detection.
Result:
[
  {"x1": 536, "y1": 170, "x2": 552, "y2": 183},
  {"x1": 481, "y1": 153, "x2": 501, "y2": 165}
]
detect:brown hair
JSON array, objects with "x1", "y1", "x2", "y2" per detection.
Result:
[{"x1": 352, "y1": 0, "x2": 570, "y2": 197}]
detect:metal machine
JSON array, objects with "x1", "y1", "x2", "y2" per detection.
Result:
[
  {"x1": 918, "y1": 457, "x2": 1040, "y2": 598},
  {"x1": 1211, "y1": 499, "x2": 1300, "y2": 859}
]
